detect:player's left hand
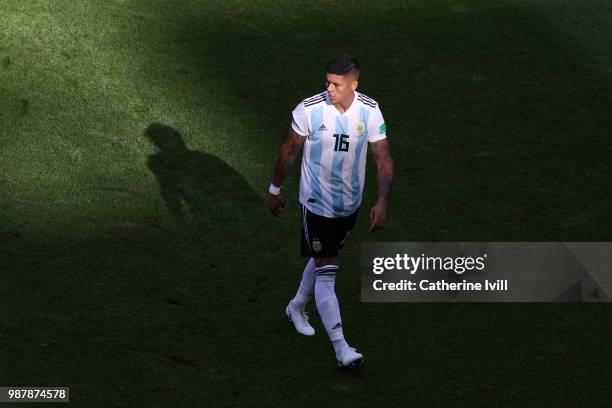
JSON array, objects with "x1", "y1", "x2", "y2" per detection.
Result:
[{"x1": 369, "y1": 199, "x2": 388, "y2": 231}]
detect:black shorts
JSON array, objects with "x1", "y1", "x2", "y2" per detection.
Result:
[{"x1": 300, "y1": 205, "x2": 359, "y2": 258}]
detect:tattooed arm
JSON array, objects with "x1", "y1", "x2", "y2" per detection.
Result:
[
  {"x1": 369, "y1": 139, "x2": 394, "y2": 230},
  {"x1": 268, "y1": 128, "x2": 305, "y2": 216}
]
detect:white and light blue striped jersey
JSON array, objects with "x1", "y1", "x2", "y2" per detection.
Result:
[{"x1": 291, "y1": 91, "x2": 387, "y2": 218}]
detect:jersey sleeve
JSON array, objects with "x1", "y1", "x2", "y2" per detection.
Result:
[
  {"x1": 367, "y1": 105, "x2": 387, "y2": 143},
  {"x1": 291, "y1": 102, "x2": 309, "y2": 137}
]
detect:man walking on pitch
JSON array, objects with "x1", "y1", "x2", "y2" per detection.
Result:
[{"x1": 268, "y1": 55, "x2": 393, "y2": 368}]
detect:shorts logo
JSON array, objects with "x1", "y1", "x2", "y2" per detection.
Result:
[
  {"x1": 312, "y1": 240, "x2": 322, "y2": 253},
  {"x1": 379, "y1": 122, "x2": 386, "y2": 134}
]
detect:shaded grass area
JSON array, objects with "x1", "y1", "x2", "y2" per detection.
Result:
[{"x1": 1, "y1": 0, "x2": 612, "y2": 406}]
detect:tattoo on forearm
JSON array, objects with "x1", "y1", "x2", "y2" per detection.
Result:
[
  {"x1": 371, "y1": 140, "x2": 394, "y2": 201},
  {"x1": 378, "y1": 171, "x2": 392, "y2": 200},
  {"x1": 283, "y1": 142, "x2": 301, "y2": 167},
  {"x1": 273, "y1": 131, "x2": 304, "y2": 186}
]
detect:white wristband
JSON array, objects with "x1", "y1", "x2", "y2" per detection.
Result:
[{"x1": 268, "y1": 183, "x2": 281, "y2": 196}]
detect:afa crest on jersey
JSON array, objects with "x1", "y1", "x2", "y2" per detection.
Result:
[{"x1": 356, "y1": 121, "x2": 366, "y2": 137}]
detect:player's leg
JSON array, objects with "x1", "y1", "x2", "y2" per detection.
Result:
[
  {"x1": 311, "y1": 209, "x2": 362, "y2": 367},
  {"x1": 314, "y1": 255, "x2": 362, "y2": 368},
  {"x1": 285, "y1": 206, "x2": 320, "y2": 336},
  {"x1": 313, "y1": 256, "x2": 344, "y2": 347},
  {"x1": 285, "y1": 257, "x2": 316, "y2": 336},
  {"x1": 289, "y1": 257, "x2": 316, "y2": 311}
]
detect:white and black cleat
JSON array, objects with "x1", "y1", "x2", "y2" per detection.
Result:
[
  {"x1": 336, "y1": 346, "x2": 364, "y2": 369},
  {"x1": 285, "y1": 300, "x2": 315, "y2": 336}
]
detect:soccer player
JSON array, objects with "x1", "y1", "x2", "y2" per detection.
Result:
[{"x1": 268, "y1": 55, "x2": 393, "y2": 368}]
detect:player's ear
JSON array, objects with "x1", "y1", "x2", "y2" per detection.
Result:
[{"x1": 351, "y1": 80, "x2": 359, "y2": 91}]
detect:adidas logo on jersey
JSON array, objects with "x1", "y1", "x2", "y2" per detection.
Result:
[{"x1": 318, "y1": 124, "x2": 327, "y2": 131}]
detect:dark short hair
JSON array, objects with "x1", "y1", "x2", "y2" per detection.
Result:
[{"x1": 326, "y1": 55, "x2": 360, "y2": 78}]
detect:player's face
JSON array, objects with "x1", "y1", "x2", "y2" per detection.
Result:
[{"x1": 326, "y1": 73, "x2": 358, "y2": 105}]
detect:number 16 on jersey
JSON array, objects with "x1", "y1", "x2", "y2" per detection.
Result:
[{"x1": 333, "y1": 134, "x2": 349, "y2": 152}]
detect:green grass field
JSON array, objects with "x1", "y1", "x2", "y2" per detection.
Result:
[{"x1": 1, "y1": 0, "x2": 611, "y2": 406}]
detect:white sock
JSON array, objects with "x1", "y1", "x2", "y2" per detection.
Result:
[
  {"x1": 314, "y1": 265, "x2": 348, "y2": 353},
  {"x1": 291, "y1": 258, "x2": 315, "y2": 311},
  {"x1": 332, "y1": 338, "x2": 350, "y2": 357}
]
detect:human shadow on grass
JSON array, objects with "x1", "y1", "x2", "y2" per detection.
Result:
[{"x1": 145, "y1": 123, "x2": 266, "y2": 245}]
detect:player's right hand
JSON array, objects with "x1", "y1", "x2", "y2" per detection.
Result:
[{"x1": 268, "y1": 193, "x2": 285, "y2": 217}]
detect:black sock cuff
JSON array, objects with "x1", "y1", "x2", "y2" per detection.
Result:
[{"x1": 315, "y1": 265, "x2": 338, "y2": 276}]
